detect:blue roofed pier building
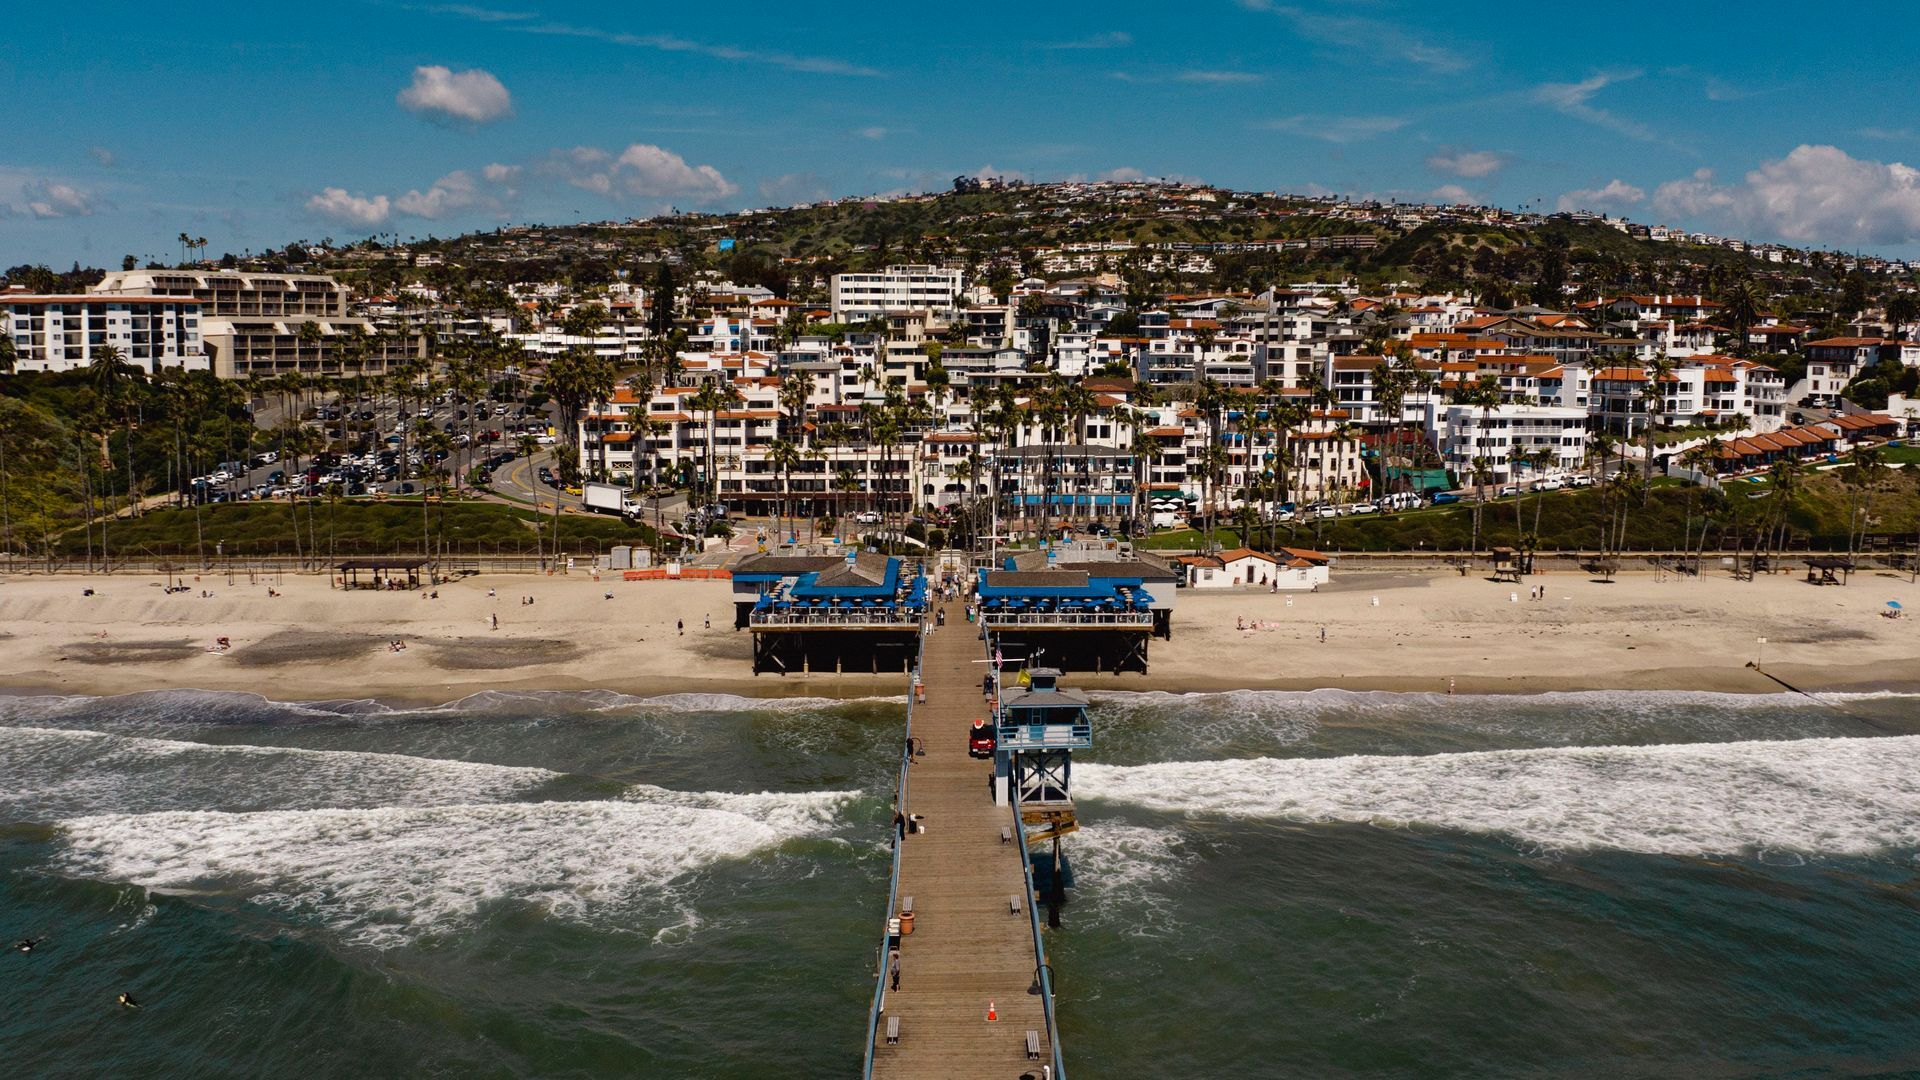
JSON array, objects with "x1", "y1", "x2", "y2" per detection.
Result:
[
  {"x1": 975, "y1": 545, "x2": 1180, "y2": 675},
  {"x1": 737, "y1": 550, "x2": 929, "y2": 674}
]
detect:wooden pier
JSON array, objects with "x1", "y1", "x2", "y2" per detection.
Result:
[{"x1": 868, "y1": 602, "x2": 1055, "y2": 1078}]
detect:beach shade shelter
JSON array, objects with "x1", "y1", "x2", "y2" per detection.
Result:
[
  {"x1": 337, "y1": 557, "x2": 428, "y2": 590},
  {"x1": 1803, "y1": 556, "x2": 1855, "y2": 586}
]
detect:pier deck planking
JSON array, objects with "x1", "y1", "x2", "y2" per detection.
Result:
[{"x1": 870, "y1": 602, "x2": 1051, "y2": 1078}]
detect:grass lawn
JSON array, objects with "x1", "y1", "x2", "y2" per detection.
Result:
[{"x1": 60, "y1": 499, "x2": 659, "y2": 558}]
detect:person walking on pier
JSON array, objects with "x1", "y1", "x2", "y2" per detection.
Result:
[{"x1": 889, "y1": 952, "x2": 901, "y2": 991}]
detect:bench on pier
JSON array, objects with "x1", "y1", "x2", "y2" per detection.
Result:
[
  {"x1": 886, "y1": 1015, "x2": 900, "y2": 1044},
  {"x1": 1008, "y1": 892, "x2": 1022, "y2": 916},
  {"x1": 899, "y1": 894, "x2": 913, "y2": 915},
  {"x1": 1026, "y1": 1029, "x2": 1042, "y2": 1060},
  {"x1": 1001, "y1": 826, "x2": 1012, "y2": 845}
]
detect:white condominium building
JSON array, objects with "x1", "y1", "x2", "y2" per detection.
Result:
[
  {"x1": 2, "y1": 293, "x2": 208, "y2": 374},
  {"x1": 90, "y1": 269, "x2": 415, "y2": 380},
  {"x1": 829, "y1": 265, "x2": 964, "y2": 320},
  {"x1": 1430, "y1": 402, "x2": 1590, "y2": 483},
  {"x1": 92, "y1": 269, "x2": 349, "y2": 318}
]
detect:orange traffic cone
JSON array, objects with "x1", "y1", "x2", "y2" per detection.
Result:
[{"x1": 986, "y1": 1000, "x2": 998, "y2": 1022}]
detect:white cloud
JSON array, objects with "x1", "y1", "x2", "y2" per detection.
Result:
[
  {"x1": 758, "y1": 172, "x2": 831, "y2": 204},
  {"x1": 1557, "y1": 179, "x2": 1646, "y2": 212},
  {"x1": 308, "y1": 163, "x2": 518, "y2": 225},
  {"x1": 1653, "y1": 144, "x2": 1920, "y2": 246},
  {"x1": 854, "y1": 126, "x2": 892, "y2": 140},
  {"x1": 394, "y1": 170, "x2": 501, "y2": 218},
  {"x1": 1236, "y1": 1, "x2": 1467, "y2": 73},
  {"x1": 307, "y1": 187, "x2": 392, "y2": 226},
  {"x1": 24, "y1": 180, "x2": 93, "y2": 218},
  {"x1": 1260, "y1": 114, "x2": 1409, "y2": 143},
  {"x1": 974, "y1": 164, "x2": 1029, "y2": 183},
  {"x1": 521, "y1": 20, "x2": 879, "y2": 76},
  {"x1": 1045, "y1": 31, "x2": 1132, "y2": 50},
  {"x1": 549, "y1": 143, "x2": 737, "y2": 202},
  {"x1": 1532, "y1": 70, "x2": 1665, "y2": 144},
  {"x1": 1426, "y1": 149, "x2": 1509, "y2": 178},
  {"x1": 1859, "y1": 126, "x2": 1920, "y2": 142},
  {"x1": 1177, "y1": 70, "x2": 1263, "y2": 85},
  {"x1": 397, "y1": 65, "x2": 513, "y2": 124},
  {"x1": 0, "y1": 168, "x2": 87, "y2": 218},
  {"x1": 89, "y1": 146, "x2": 116, "y2": 168},
  {"x1": 1100, "y1": 167, "x2": 1147, "y2": 182},
  {"x1": 1429, "y1": 184, "x2": 1475, "y2": 204}
]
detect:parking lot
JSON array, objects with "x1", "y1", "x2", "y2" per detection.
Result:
[{"x1": 183, "y1": 390, "x2": 562, "y2": 505}]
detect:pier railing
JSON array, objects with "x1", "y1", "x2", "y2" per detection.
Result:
[
  {"x1": 1011, "y1": 769, "x2": 1068, "y2": 1079},
  {"x1": 860, "y1": 633, "x2": 923, "y2": 1078},
  {"x1": 750, "y1": 610, "x2": 926, "y2": 628},
  {"x1": 980, "y1": 610, "x2": 1153, "y2": 628}
]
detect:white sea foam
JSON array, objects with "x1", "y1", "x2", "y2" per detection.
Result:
[
  {"x1": 0, "y1": 726, "x2": 558, "y2": 818},
  {"x1": 54, "y1": 787, "x2": 858, "y2": 948},
  {"x1": 1077, "y1": 735, "x2": 1920, "y2": 857},
  {"x1": 1064, "y1": 823, "x2": 1194, "y2": 938},
  {"x1": 0, "y1": 687, "x2": 898, "y2": 728}
]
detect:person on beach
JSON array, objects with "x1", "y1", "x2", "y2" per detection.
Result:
[
  {"x1": 490, "y1": 613, "x2": 499, "y2": 630},
  {"x1": 677, "y1": 619, "x2": 684, "y2": 636},
  {"x1": 704, "y1": 614, "x2": 711, "y2": 630}
]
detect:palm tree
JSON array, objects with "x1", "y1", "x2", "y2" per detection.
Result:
[
  {"x1": 1760, "y1": 456, "x2": 1806, "y2": 574},
  {"x1": 515, "y1": 432, "x2": 546, "y2": 568},
  {"x1": 1677, "y1": 442, "x2": 1718, "y2": 571},
  {"x1": 87, "y1": 344, "x2": 145, "y2": 529},
  {"x1": 1639, "y1": 353, "x2": 1676, "y2": 503},
  {"x1": 1843, "y1": 445, "x2": 1889, "y2": 556},
  {"x1": 766, "y1": 438, "x2": 800, "y2": 543},
  {"x1": 1058, "y1": 380, "x2": 1099, "y2": 526},
  {"x1": 1129, "y1": 428, "x2": 1164, "y2": 538},
  {"x1": 1884, "y1": 292, "x2": 1919, "y2": 342},
  {"x1": 1468, "y1": 456, "x2": 1496, "y2": 559},
  {"x1": 1721, "y1": 278, "x2": 1766, "y2": 354}
]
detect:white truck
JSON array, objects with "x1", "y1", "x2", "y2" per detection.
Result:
[{"x1": 582, "y1": 481, "x2": 642, "y2": 518}]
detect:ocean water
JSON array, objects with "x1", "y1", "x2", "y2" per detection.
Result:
[{"x1": 3, "y1": 688, "x2": 1919, "y2": 1077}]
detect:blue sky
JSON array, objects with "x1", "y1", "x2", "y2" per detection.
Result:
[{"x1": 7, "y1": 0, "x2": 1920, "y2": 266}]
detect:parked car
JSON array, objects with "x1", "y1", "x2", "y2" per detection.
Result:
[
  {"x1": 534, "y1": 433, "x2": 557, "y2": 445},
  {"x1": 1348, "y1": 501, "x2": 1378, "y2": 514},
  {"x1": 853, "y1": 510, "x2": 883, "y2": 524},
  {"x1": 1535, "y1": 478, "x2": 1565, "y2": 492},
  {"x1": 1568, "y1": 475, "x2": 1595, "y2": 488},
  {"x1": 1431, "y1": 492, "x2": 1462, "y2": 505}
]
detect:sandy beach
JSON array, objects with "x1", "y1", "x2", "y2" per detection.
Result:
[{"x1": 0, "y1": 565, "x2": 1914, "y2": 705}]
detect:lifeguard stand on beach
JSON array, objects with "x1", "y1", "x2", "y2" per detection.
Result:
[{"x1": 1489, "y1": 546, "x2": 1523, "y2": 583}]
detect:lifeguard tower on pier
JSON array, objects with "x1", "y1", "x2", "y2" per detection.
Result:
[{"x1": 994, "y1": 666, "x2": 1090, "y2": 920}]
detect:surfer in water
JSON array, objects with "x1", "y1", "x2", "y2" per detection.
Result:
[
  {"x1": 117, "y1": 992, "x2": 141, "y2": 1009},
  {"x1": 15, "y1": 938, "x2": 39, "y2": 953}
]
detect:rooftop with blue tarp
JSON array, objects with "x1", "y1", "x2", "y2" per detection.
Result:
[
  {"x1": 748, "y1": 551, "x2": 929, "y2": 621},
  {"x1": 974, "y1": 567, "x2": 1154, "y2": 610}
]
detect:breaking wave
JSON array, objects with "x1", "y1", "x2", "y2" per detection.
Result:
[
  {"x1": 0, "y1": 725, "x2": 558, "y2": 819},
  {"x1": 1077, "y1": 735, "x2": 1920, "y2": 858},
  {"x1": 53, "y1": 787, "x2": 858, "y2": 948}
]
